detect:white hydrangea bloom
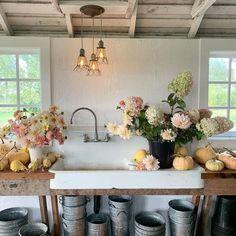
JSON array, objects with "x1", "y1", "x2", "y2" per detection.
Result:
[
  {"x1": 196, "y1": 118, "x2": 219, "y2": 137},
  {"x1": 168, "y1": 71, "x2": 193, "y2": 99},
  {"x1": 145, "y1": 106, "x2": 164, "y2": 126}
]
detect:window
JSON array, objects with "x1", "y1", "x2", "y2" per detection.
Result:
[
  {"x1": 0, "y1": 50, "x2": 41, "y2": 126},
  {"x1": 208, "y1": 53, "x2": 236, "y2": 134}
]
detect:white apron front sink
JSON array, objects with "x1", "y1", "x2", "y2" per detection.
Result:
[{"x1": 49, "y1": 127, "x2": 204, "y2": 190}]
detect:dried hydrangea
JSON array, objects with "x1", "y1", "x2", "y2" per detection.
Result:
[
  {"x1": 187, "y1": 109, "x2": 200, "y2": 124},
  {"x1": 160, "y1": 129, "x2": 177, "y2": 142},
  {"x1": 199, "y1": 109, "x2": 213, "y2": 120},
  {"x1": 196, "y1": 118, "x2": 219, "y2": 137},
  {"x1": 145, "y1": 106, "x2": 164, "y2": 126},
  {"x1": 168, "y1": 71, "x2": 193, "y2": 99},
  {"x1": 214, "y1": 116, "x2": 234, "y2": 134},
  {"x1": 171, "y1": 113, "x2": 192, "y2": 129}
]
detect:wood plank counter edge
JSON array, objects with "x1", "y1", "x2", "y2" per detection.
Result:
[
  {"x1": 50, "y1": 188, "x2": 204, "y2": 196},
  {"x1": 0, "y1": 170, "x2": 55, "y2": 180}
]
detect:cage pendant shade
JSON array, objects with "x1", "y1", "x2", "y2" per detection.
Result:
[
  {"x1": 96, "y1": 40, "x2": 108, "y2": 64},
  {"x1": 74, "y1": 48, "x2": 89, "y2": 71},
  {"x1": 88, "y1": 53, "x2": 100, "y2": 76}
]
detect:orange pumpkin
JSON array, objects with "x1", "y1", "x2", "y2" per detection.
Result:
[
  {"x1": 218, "y1": 152, "x2": 236, "y2": 170},
  {"x1": 195, "y1": 146, "x2": 216, "y2": 164},
  {"x1": 173, "y1": 156, "x2": 194, "y2": 170}
]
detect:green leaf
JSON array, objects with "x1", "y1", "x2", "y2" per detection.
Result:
[
  {"x1": 177, "y1": 100, "x2": 186, "y2": 109},
  {"x1": 167, "y1": 93, "x2": 175, "y2": 101}
]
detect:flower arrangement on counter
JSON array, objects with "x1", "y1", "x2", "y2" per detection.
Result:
[
  {"x1": 107, "y1": 71, "x2": 234, "y2": 145},
  {"x1": 0, "y1": 105, "x2": 67, "y2": 148}
]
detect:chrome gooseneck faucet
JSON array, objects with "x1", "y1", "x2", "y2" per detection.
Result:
[{"x1": 70, "y1": 107, "x2": 110, "y2": 143}]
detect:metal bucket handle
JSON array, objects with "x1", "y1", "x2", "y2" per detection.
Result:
[
  {"x1": 117, "y1": 211, "x2": 127, "y2": 216},
  {"x1": 59, "y1": 196, "x2": 63, "y2": 205},
  {"x1": 62, "y1": 221, "x2": 68, "y2": 228}
]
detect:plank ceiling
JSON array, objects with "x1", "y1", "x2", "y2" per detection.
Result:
[{"x1": 0, "y1": 0, "x2": 236, "y2": 38}]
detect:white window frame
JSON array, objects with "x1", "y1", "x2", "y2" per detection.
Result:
[
  {"x1": 0, "y1": 37, "x2": 51, "y2": 110},
  {"x1": 199, "y1": 39, "x2": 236, "y2": 140}
]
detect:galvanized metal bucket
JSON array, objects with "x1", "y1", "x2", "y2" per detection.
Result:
[
  {"x1": 134, "y1": 211, "x2": 166, "y2": 236},
  {"x1": 0, "y1": 207, "x2": 28, "y2": 236},
  {"x1": 18, "y1": 223, "x2": 48, "y2": 236},
  {"x1": 62, "y1": 203, "x2": 87, "y2": 221},
  {"x1": 86, "y1": 213, "x2": 108, "y2": 236},
  {"x1": 62, "y1": 215, "x2": 85, "y2": 236},
  {"x1": 108, "y1": 196, "x2": 132, "y2": 210},
  {"x1": 168, "y1": 199, "x2": 195, "y2": 236},
  {"x1": 108, "y1": 195, "x2": 132, "y2": 236},
  {"x1": 59, "y1": 195, "x2": 87, "y2": 207}
]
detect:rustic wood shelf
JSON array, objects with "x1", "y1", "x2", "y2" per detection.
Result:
[
  {"x1": 50, "y1": 188, "x2": 204, "y2": 196},
  {"x1": 202, "y1": 168, "x2": 236, "y2": 179},
  {"x1": 0, "y1": 169, "x2": 54, "y2": 233},
  {"x1": 0, "y1": 169, "x2": 55, "y2": 180}
]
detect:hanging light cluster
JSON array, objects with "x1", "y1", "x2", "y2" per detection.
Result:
[{"x1": 74, "y1": 5, "x2": 108, "y2": 76}]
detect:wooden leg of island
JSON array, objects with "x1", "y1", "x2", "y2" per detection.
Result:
[
  {"x1": 38, "y1": 196, "x2": 49, "y2": 227},
  {"x1": 51, "y1": 195, "x2": 61, "y2": 236}
]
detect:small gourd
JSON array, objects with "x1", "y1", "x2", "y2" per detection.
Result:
[
  {"x1": 173, "y1": 155, "x2": 194, "y2": 170},
  {"x1": 10, "y1": 160, "x2": 28, "y2": 172},
  {"x1": 195, "y1": 144, "x2": 216, "y2": 164},
  {"x1": 0, "y1": 157, "x2": 9, "y2": 171},
  {"x1": 218, "y1": 152, "x2": 236, "y2": 170},
  {"x1": 6, "y1": 147, "x2": 30, "y2": 165},
  {"x1": 28, "y1": 159, "x2": 42, "y2": 172},
  {"x1": 205, "y1": 159, "x2": 224, "y2": 171},
  {"x1": 0, "y1": 140, "x2": 10, "y2": 158},
  {"x1": 42, "y1": 159, "x2": 52, "y2": 168}
]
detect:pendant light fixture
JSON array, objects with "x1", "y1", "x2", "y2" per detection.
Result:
[
  {"x1": 74, "y1": 13, "x2": 88, "y2": 72},
  {"x1": 74, "y1": 5, "x2": 107, "y2": 76},
  {"x1": 96, "y1": 15, "x2": 108, "y2": 64},
  {"x1": 88, "y1": 17, "x2": 100, "y2": 76}
]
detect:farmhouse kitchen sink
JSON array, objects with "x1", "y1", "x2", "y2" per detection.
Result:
[{"x1": 49, "y1": 127, "x2": 204, "y2": 190}]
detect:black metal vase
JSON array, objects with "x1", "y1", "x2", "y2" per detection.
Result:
[{"x1": 148, "y1": 140, "x2": 175, "y2": 169}]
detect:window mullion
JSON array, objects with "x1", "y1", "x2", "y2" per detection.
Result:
[{"x1": 16, "y1": 54, "x2": 20, "y2": 110}]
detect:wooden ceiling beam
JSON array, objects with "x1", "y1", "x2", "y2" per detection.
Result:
[
  {"x1": 51, "y1": 0, "x2": 63, "y2": 15},
  {"x1": 128, "y1": 0, "x2": 138, "y2": 37},
  {"x1": 188, "y1": 0, "x2": 216, "y2": 38},
  {"x1": 191, "y1": 0, "x2": 216, "y2": 18},
  {"x1": 65, "y1": 13, "x2": 73, "y2": 37},
  {"x1": 0, "y1": 5, "x2": 13, "y2": 35},
  {"x1": 126, "y1": 0, "x2": 137, "y2": 18}
]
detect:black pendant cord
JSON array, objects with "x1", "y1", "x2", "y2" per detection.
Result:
[{"x1": 93, "y1": 195, "x2": 101, "y2": 214}]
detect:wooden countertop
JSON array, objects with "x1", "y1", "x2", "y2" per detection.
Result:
[
  {"x1": 202, "y1": 168, "x2": 236, "y2": 179},
  {"x1": 0, "y1": 169, "x2": 55, "y2": 180}
]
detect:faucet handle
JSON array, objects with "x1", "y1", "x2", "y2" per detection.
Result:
[{"x1": 83, "y1": 133, "x2": 89, "y2": 142}]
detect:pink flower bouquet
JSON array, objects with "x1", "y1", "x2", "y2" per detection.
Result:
[{"x1": 6, "y1": 106, "x2": 67, "y2": 148}]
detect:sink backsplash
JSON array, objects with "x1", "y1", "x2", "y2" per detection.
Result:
[{"x1": 56, "y1": 126, "x2": 148, "y2": 170}]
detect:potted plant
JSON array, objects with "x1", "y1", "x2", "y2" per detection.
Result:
[{"x1": 106, "y1": 71, "x2": 233, "y2": 168}]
